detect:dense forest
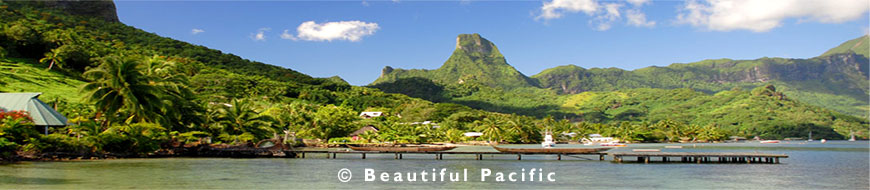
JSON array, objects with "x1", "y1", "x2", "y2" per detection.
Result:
[{"x1": 0, "y1": 1, "x2": 867, "y2": 160}]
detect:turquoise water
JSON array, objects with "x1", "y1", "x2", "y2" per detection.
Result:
[{"x1": 1, "y1": 141, "x2": 867, "y2": 189}]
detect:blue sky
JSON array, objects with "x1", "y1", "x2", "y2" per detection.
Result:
[{"x1": 114, "y1": 0, "x2": 870, "y2": 85}]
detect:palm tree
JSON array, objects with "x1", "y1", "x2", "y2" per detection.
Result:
[
  {"x1": 81, "y1": 55, "x2": 166, "y2": 126},
  {"x1": 39, "y1": 49, "x2": 63, "y2": 70},
  {"x1": 475, "y1": 116, "x2": 504, "y2": 143},
  {"x1": 216, "y1": 99, "x2": 274, "y2": 141}
]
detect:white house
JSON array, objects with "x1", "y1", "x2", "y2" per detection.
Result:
[{"x1": 359, "y1": 111, "x2": 383, "y2": 119}]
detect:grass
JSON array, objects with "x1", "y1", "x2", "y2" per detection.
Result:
[{"x1": 0, "y1": 58, "x2": 86, "y2": 103}]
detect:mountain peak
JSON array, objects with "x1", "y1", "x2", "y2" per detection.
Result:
[
  {"x1": 371, "y1": 33, "x2": 537, "y2": 89},
  {"x1": 455, "y1": 33, "x2": 496, "y2": 55}
]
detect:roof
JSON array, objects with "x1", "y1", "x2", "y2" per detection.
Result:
[
  {"x1": 0, "y1": 93, "x2": 68, "y2": 126},
  {"x1": 350, "y1": 126, "x2": 379, "y2": 136},
  {"x1": 359, "y1": 111, "x2": 383, "y2": 118},
  {"x1": 464, "y1": 132, "x2": 483, "y2": 137}
]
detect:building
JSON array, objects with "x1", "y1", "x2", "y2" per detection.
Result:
[
  {"x1": 350, "y1": 125, "x2": 379, "y2": 141},
  {"x1": 359, "y1": 111, "x2": 383, "y2": 119},
  {"x1": 0, "y1": 93, "x2": 69, "y2": 135}
]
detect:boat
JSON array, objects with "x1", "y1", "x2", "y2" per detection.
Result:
[
  {"x1": 541, "y1": 130, "x2": 556, "y2": 148},
  {"x1": 760, "y1": 140, "x2": 780, "y2": 144},
  {"x1": 820, "y1": 139, "x2": 827, "y2": 143},
  {"x1": 347, "y1": 144, "x2": 456, "y2": 152},
  {"x1": 491, "y1": 145, "x2": 611, "y2": 154},
  {"x1": 849, "y1": 130, "x2": 856, "y2": 142}
]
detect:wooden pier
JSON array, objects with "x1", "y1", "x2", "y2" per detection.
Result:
[
  {"x1": 287, "y1": 150, "x2": 608, "y2": 161},
  {"x1": 286, "y1": 150, "x2": 787, "y2": 164},
  {"x1": 609, "y1": 152, "x2": 788, "y2": 164}
]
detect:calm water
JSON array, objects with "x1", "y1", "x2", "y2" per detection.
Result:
[{"x1": 1, "y1": 141, "x2": 867, "y2": 189}]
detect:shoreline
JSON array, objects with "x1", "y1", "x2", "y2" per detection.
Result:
[{"x1": 3, "y1": 140, "x2": 864, "y2": 164}]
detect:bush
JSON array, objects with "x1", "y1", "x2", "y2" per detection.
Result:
[
  {"x1": 98, "y1": 123, "x2": 167, "y2": 155},
  {"x1": 38, "y1": 134, "x2": 95, "y2": 154}
]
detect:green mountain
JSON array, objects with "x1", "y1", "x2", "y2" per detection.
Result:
[
  {"x1": 821, "y1": 35, "x2": 869, "y2": 58},
  {"x1": 533, "y1": 48, "x2": 869, "y2": 117},
  {"x1": 372, "y1": 33, "x2": 537, "y2": 89}
]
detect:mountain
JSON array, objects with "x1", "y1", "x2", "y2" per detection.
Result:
[
  {"x1": 821, "y1": 35, "x2": 869, "y2": 58},
  {"x1": 372, "y1": 33, "x2": 537, "y2": 89},
  {"x1": 532, "y1": 40, "x2": 869, "y2": 117},
  {"x1": 36, "y1": 0, "x2": 119, "y2": 22},
  {"x1": 367, "y1": 34, "x2": 869, "y2": 138}
]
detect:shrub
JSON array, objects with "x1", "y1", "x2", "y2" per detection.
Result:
[{"x1": 98, "y1": 123, "x2": 167, "y2": 155}]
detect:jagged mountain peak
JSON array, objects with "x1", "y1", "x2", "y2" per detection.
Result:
[{"x1": 455, "y1": 33, "x2": 496, "y2": 55}]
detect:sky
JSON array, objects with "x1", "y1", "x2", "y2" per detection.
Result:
[{"x1": 114, "y1": 0, "x2": 870, "y2": 86}]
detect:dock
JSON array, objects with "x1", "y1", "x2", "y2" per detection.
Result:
[
  {"x1": 286, "y1": 150, "x2": 788, "y2": 164},
  {"x1": 287, "y1": 150, "x2": 607, "y2": 160},
  {"x1": 609, "y1": 152, "x2": 788, "y2": 164}
]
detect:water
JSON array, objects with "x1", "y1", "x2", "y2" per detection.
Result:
[{"x1": 1, "y1": 141, "x2": 867, "y2": 189}]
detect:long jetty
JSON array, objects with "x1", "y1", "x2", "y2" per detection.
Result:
[
  {"x1": 285, "y1": 150, "x2": 788, "y2": 164},
  {"x1": 610, "y1": 152, "x2": 788, "y2": 164}
]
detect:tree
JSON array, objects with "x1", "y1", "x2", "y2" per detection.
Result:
[
  {"x1": 39, "y1": 48, "x2": 63, "y2": 70},
  {"x1": 81, "y1": 55, "x2": 166, "y2": 126},
  {"x1": 215, "y1": 99, "x2": 274, "y2": 142},
  {"x1": 474, "y1": 115, "x2": 504, "y2": 142},
  {"x1": 304, "y1": 105, "x2": 357, "y2": 140}
]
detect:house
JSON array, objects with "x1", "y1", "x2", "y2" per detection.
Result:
[
  {"x1": 359, "y1": 111, "x2": 383, "y2": 119},
  {"x1": 0, "y1": 93, "x2": 69, "y2": 135},
  {"x1": 350, "y1": 125, "x2": 379, "y2": 141},
  {"x1": 463, "y1": 132, "x2": 483, "y2": 137},
  {"x1": 584, "y1": 134, "x2": 614, "y2": 143}
]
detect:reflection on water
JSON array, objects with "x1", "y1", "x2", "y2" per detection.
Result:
[{"x1": 0, "y1": 141, "x2": 867, "y2": 189}]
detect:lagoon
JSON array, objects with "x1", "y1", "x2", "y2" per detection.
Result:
[{"x1": 1, "y1": 141, "x2": 867, "y2": 189}]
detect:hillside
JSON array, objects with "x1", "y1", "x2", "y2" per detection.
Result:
[
  {"x1": 821, "y1": 35, "x2": 869, "y2": 58},
  {"x1": 563, "y1": 86, "x2": 864, "y2": 139}
]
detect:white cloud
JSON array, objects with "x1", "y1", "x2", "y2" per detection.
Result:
[
  {"x1": 537, "y1": 0, "x2": 600, "y2": 20},
  {"x1": 676, "y1": 0, "x2": 870, "y2": 32},
  {"x1": 626, "y1": 0, "x2": 649, "y2": 7},
  {"x1": 286, "y1": 21, "x2": 380, "y2": 42},
  {"x1": 281, "y1": 29, "x2": 298, "y2": 40},
  {"x1": 251, "y1": 28, "x2": 269, "y2": 41},
  {"x1": 626, "y1": 9, "x2": 655, "y2": 27},
  {"x1": 589, "y1": 3, "x2": 622, "y2": 31},
  {"x1": 361, "y1": 0, "x2": 369, "y2": 6},
  {"x1": 537, "y1": 0, "x2": 657, "y2": 31},
  {"x1": 191, "y1": 28, "x2": 205, "y2": 35}
]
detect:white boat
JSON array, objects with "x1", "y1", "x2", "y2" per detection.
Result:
[
  {"x1": 760, "y1": 140, "x2": 780, "y2": 144},
  {"x1": 541, "y1": 131, "x2": 555, "y2": 148},
  {"x1": 820, "y1": 139, "x2": 827, "y2": 143}
]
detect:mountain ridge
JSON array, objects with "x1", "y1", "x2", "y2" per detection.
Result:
[{"x1": 371, "y1": 34, "x2": 870, "y2": 118}]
